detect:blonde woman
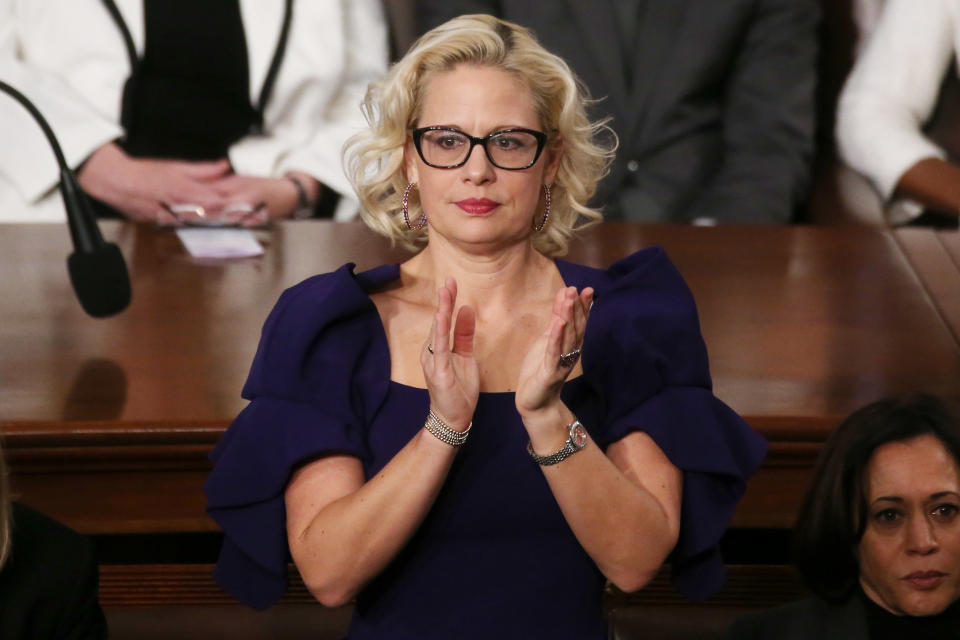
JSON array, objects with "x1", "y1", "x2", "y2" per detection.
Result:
[
  {"x1": 206, "y1": 15, "x2": 766, "y2": 638},
  {"x1": 0, "y1": 443, "x2": 106, "y2": 639}
]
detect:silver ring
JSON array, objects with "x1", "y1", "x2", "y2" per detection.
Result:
[
  {"x1": 427, "y1": 344, "x2": 434, "y2": 355},
  {"x1": 558, "y1": 348, "x2": 581, "y2": 368}
]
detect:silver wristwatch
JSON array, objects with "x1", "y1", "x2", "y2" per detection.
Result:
[{"x1": 527, "y1": 420, "x2": 588, "y2": 466}]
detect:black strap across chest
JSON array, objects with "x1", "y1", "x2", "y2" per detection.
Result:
[{"x1": 99, "y1": 0, "x2": 293, "y2": 160}]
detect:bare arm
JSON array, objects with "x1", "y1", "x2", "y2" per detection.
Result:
[
  {"x1": 530, "y1": 411, "x2": 682, "y2": 591},
  {"x1": 516, "y1": 286, "x2": 681, "y2": 592},
  {"x1": 285, "y1": 432, "x2": 457, "y2": 606},
  {"x1": 285, "y1": 279, "x2": 479, "y2": 606}
]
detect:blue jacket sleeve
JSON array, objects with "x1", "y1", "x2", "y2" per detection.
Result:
[
  {"x1": 205, "y1": 264, "x2": 389, "y2": 609},
  {"x1": 582, "y1": 248, "x2": 767, "y2": 600}
]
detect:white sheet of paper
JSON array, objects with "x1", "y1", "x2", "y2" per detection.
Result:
[{"x1": 176, "y1": 228, "x2": 264, "y2": 259}]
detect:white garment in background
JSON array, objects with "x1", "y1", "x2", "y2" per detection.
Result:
[
  {"x1": 852, "y1": 0, "x2": 885, "y2": 54},
  {"x1": 0, "y1": 0, "x2": 388, "y2": 222},
  {"x1": 836, "y1": 0, "x2": 960, "y2": 225}
]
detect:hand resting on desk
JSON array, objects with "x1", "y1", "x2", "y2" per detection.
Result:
[{"x1": 78, "y1": 142, "x2": 319, "y2": 226}]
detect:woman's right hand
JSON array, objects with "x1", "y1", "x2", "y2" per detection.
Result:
[{"x1": 420, "y1": 278, "x2": 479, "y2": 431}]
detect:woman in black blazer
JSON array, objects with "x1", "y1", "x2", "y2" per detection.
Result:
[{"x1": 727, "y1": 395, "x2": 960, "y2": 639}]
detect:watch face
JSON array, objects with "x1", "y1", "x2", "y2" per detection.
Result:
[{"x1": 570, "y1": 423, "x2": 588, "y2": 448}]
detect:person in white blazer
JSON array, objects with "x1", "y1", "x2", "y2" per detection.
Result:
[
  {"x1": 0, "y1": 0, "x2": 388, "y2": 224},
  {"x1": 836, "y1": 0, "x2": 960, "y2": 226}
]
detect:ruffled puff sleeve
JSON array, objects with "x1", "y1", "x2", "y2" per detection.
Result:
[
  {"x1": 580, "y1": 248, "x2": 767, "y2": 601},
  {"x1": 204, "y1": 264, "x2": 389, "y2": 609}
]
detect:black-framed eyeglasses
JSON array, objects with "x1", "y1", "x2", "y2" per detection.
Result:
[{"x1": 411, "y1": 126, "x2": 548, "y2": 170}]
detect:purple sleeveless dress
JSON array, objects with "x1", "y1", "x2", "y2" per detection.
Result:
[{"x1": 205, "y1": 248, "x2": 767, "y2": 639}]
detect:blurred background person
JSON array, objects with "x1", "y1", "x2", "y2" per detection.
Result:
[
  {"x1": 850, "y1": 0, "x2": 885, "y2": 55},
  {"x1": 0, "y1": 440, "x2": 107, "y2": 639},
  {"x1": 417, "y1": 0, "x2": 819, "y2": 225},
  {"x1": 837, "y1": 0, "x2": 960, "y2": 228},
  {"x1": 727, "y1": 395, "x2": 960, "y2": 639},
  {"x1": 0, "y1": 0, "x2": 388, "y2": 226}
]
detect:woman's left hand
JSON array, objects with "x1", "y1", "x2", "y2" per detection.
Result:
[{"x1": 515, "y1": 286, "x2": 593, "y2": 418}]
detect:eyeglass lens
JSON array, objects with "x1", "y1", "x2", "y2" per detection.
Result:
[{"x1": 419, "y1": 129, "x2": 540, "y2": 169}]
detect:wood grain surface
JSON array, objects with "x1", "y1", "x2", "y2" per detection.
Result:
[{"x1": 2, "y1": 221, "x2": 958, "y2": 531}]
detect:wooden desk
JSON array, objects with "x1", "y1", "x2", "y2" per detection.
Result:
[
  {"x1": 2, "y1": 222, "x2": 959, "y2": 533},
  {"x1": 896, "y1": 228, "x2": 960, "y2": 346}
]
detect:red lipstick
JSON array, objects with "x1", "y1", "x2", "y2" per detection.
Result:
[
  {"x1": 455, "y1": 198, "x2": 500, "y2": 215},
  {"x1": 902, "y1": 571, "x2": 947, "y2": 590}
]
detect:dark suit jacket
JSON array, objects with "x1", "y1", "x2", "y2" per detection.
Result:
[
  {"x1": 417, "y1": 0, "x2": 819, "y2": 223},
  {"x1": 725, "y1": 596, "x2": 869, "y2": 640},
  {"x1": 0, "y1": 502, "x2": 107, "y2": 640}
]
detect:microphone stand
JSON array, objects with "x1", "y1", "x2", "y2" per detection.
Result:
[{"x1": 0, "y1": 80, "x2": 131, "y2": 317}]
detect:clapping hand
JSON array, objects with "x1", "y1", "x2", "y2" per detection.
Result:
[
  {"x1": 420, "y1": 278, "x2": 480, "y2": 432},
  {"x1": 515, "y1": 286, "x2": 593, "y2": 418}
]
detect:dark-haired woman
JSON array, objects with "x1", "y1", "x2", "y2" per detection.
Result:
[{"x1": 727, "y1": 395, "x2": 960, "y2": 639}]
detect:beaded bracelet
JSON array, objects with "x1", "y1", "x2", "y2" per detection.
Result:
[{"x1": 424, "y1": 410, "x2": 471, "y2": 447}]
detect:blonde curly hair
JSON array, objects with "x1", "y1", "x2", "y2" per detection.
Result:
[{"x1": 344, "y1": 14, "x2": 615, "y2": 256}]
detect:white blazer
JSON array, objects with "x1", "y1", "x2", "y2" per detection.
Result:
[
  {"x1": 836, "y1": 0, "x2": 960, "y2": 224},
  {"x1": 0, "y1": 0, "x2": 388, "y2": 222}
]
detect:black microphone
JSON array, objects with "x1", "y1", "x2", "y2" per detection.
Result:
[{"x1": 0, "y1": 80, "x2": 131, "y2": 317}]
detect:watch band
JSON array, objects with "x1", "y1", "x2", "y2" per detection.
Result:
[{"x1": 527, "y1": 419, "x2": 587, "y2": 466}]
